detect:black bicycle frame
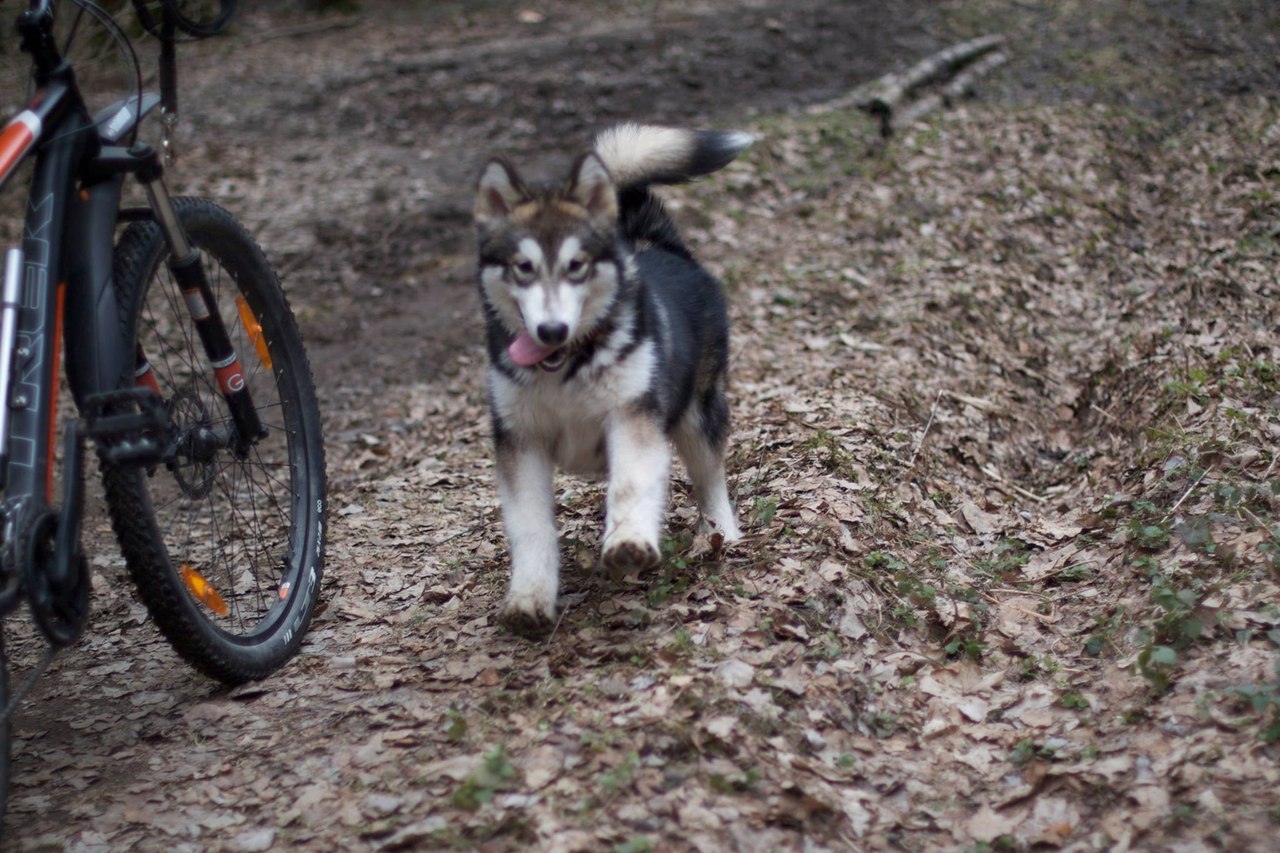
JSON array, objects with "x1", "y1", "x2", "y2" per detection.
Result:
[
  {"x1": 3, "y1": 85, "x2": 113, "y2": 505},
  {"x1": 1, "y1": 0, "x2": 267, "y2": 527}
]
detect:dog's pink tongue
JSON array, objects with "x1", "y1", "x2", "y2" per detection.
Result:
[{"x1": 508, "y1": 331, "x2": 557, "y2": 367}]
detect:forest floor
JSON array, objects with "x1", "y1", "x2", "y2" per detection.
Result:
[{"x1": 3, "y1": 0, "x2": 1280, "y2": 849}]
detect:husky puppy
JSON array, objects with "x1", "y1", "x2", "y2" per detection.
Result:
[{"x1": 473, "y1": 124, "x2": 752, "y2": 635}]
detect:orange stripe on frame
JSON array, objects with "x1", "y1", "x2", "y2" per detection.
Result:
[
  {"x1": 46, "y1": 282, "x2": 66, "y2": 501},
  {"x1": 0, "y1": 111, "x2": 40, "y2": 187}
]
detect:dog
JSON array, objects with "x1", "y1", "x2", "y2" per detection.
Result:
[{"x1": 473, "y1": 123, "x2": 751, "y2": 635}]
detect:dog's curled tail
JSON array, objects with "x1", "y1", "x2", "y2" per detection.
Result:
[{"x1": 594, "y1": 124, "x2": 754, "y2": 190}]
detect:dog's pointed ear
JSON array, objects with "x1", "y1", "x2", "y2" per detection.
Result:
[
  {"x1": 568, "y1": 153, "x2": 618, "y2": 223},
  {"x1": 475, "y1": 159, "x2": 526, "y2": 226}
]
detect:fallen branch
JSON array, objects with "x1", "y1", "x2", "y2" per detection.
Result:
[
  {"x1": 864, "y1": 34, "x2": 1006, "y2": 119},
  {"x1": 943, "y1": 49, "x2": 1012, "y2": 105},
  {"x1": 809, "y1": 34, "x2": 1008, "y2": 136},
  {"x1": 895, "y1": 50, "x2": 1010, "y2": 129}
]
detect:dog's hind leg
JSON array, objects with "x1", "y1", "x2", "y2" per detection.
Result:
[
  {"x1": 674, "y1": 389, "x2": 742, "y2": 541},
  {"x1": 495, "y1": 444, "x2": 560, "y2": 635},
  {"x1": 601, "y1": 411, "x2": 669, "y2": 577}
]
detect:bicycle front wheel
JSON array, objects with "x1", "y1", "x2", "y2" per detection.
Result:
[{"x1": 103, "y1": 198, "x2": 326, "y2": 684}]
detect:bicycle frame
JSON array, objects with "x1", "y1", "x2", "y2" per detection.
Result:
[
  {"x1": 0, "y1": 0, "x2": 266, "y2": 630},
  {"x1": 0, "y1": 84, "x2": 117, "y2": 503}
]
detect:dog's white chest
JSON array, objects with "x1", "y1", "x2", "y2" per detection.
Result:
[{"x1": 489, "y1": 342, "x2": 655, "y2": 476}]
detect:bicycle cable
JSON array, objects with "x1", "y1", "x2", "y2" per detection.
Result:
[{"x1": 31, "y1": 1, "x2": 145, "y2": 150}]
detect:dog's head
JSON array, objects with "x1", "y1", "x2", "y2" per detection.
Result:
[{"x1": 474, "y1": 153, "x2": 622, "y2": 371}]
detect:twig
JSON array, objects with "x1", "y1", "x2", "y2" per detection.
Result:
[
  {"x1": 1238, "y1": 504, "x2": 1275, "y2": 535},
  {"x1": 943, "y1": 389, "x2": 1002, "y2": 414},
  {"x1": 1260, "y1": 453, "x2": 1278, "y2": 483},
  {"x1": 1161, "y1": 465, "x2": 1211, "y2": 523},
  {"x1": 1004, "y1": 603, "x2": 1057, "y2": 624},
  {"x1": 906, "y1": 390, "x2": 943, "y2": 469},
  {"x1": 980, "y1": 464, "x2": 1048, "y2": 503},
  {"x1": 546, "y1": 559, "x2": 606, "y2": 644},
  {"x1": 1089, "y1": 403, "x2": 1118, "y2": 423}
]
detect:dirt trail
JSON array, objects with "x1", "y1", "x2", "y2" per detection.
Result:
[
  {"x1": 180, "y1": 0, "x2": 947, "y2": 392},
  {"x1": 4, "y1": 0, "x2": 1280, "y2": 850}
]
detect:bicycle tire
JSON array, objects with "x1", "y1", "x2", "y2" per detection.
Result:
[
  {"x1": 102, "y1": 198, "x2": 326, "y2": 685},
  {"x1": 133, "y1": 1, "x2": 239, "y2": 39}
]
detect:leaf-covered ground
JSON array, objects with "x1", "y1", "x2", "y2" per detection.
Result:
[{"x1": 5, "y1": 0, "x2": 1280, "y2": 850}]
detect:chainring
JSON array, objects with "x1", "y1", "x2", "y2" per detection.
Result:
[{"x1": 23, "y1": 510, "x2": 90, "y2": 648}]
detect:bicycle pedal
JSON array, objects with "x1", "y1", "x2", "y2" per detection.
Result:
[{"x1": 83, "y1": 388, "x2": 169, "y2": 466}]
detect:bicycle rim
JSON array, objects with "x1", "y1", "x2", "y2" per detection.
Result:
[{"x1": 131, "y1": 225, "x2": 316, "y2": 646}]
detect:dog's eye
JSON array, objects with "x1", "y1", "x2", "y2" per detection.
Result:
[
  {"x1": 564, "y1": 255, "x2": 591, "y2": 282},
  {"x1": 510, "y1": 258, "x2": 537, "y2": 282}
]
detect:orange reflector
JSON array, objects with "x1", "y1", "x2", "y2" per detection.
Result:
[
  {"x1": 181, "y1": 564, "x2": 229, "y2": 617},
  {"x1": 236, "y1": 294, "x2": 272, "y2": 370}
]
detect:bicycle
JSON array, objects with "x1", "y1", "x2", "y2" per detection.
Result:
[{"x1": 0, "y1": 0, "x2": 326, "y2": 827}]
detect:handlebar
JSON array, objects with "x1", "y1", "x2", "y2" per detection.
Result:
[{"x1": 13, "y1": 0, "x2": 237, "y2": 164}]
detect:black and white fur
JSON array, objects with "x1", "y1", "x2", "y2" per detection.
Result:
[{"x1": 474, "y1": 124, "x2": 751, "y2": 635}]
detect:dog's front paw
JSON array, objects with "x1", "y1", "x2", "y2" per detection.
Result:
[
  {"x1": 601, "y1": 536, "x2": 661, "y2": 579},
  {"x1": 699, "y1": 516, "x2": 742, "y2": 543},
  {"x1": 498, "y1": 593, "x2": 557, "y2": 638}
]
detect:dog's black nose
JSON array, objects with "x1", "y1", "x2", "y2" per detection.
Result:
[{"x1": 536, "y1": 322, "x2": 569, "y2": 346}]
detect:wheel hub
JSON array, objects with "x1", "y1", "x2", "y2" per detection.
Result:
[{"x1": 166, "y1": 391, "x2": 221, "y2": 499}]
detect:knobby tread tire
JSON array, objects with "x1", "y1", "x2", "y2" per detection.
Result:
[{"x1": 102, "y1": 198, "x2": 325, "y2": 685}]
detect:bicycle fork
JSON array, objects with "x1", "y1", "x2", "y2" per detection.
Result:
[
  {"x1": 141, "y1": 173, "x2": 267, "y2": 457},
  {"x1": 87, "y1": 142, "x2": 267, "y2": 461}
]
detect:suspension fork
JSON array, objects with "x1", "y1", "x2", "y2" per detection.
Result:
[{"x1": 130, "y1": 148, "x2": 266, "y2": 457}]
